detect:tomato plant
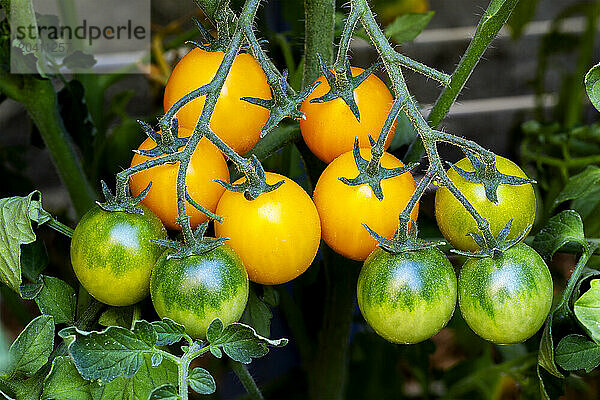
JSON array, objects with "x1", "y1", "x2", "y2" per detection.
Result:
[
  {"x1": 70, "y1": 205, "x2": 167, "y2": 306},
  {"x1": 163, "y1": 47, "x2": 272, "y2": 154},
  {"x1": 299, "y1": 66, "x2": 396, "y2": 163},
  {"x1": 357, "y1": 247, "x2": 457, "y2": 344},
  {"x1": 313, "y1": 147, "x2": 418, "y2": 261},
  {"x1": 215, "y1": 172, "x2": 321, "y2": 285},
  {"x1": 435, "y1": 155, "x2": 536, "y2": 251},
  {"x1": 129, "y1": 128, "x2": 229, "y2": 230},
  {"x1": 458, "y1": 243, "x2": 553, "y2": 344},
  {"x1": 150, "y1": 244, "x2": 249, "y2": 339}
]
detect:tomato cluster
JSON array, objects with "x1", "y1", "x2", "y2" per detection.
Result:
[{"x1": 70, "y1": 48, "x2": 553, "y2": 345}]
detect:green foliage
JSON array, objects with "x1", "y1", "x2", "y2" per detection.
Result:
[
  {"x1": 188, "y1": 367, "x2": 216, "y2": 394},
  {"x1": 574, "y1": 279, "x2": 600, "y2": 344},
  {"x1": 384, "y1": 12, "x2": 434, "y2": 44},
  {"x1": 41, "y1": 357, "x2": 93, "y2": 400},
  {"x1": 555, "y1": 335, "x2": 600, "y2": 373},
  {"x1": 585, "y1": 63, "x2": 600, "y2": 112}
]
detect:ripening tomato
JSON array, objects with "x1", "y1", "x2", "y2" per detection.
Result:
[
  {"x1": 215, "y1": 172, "x2": 321, "y2": 285},
  {"x1": 299, "y1": 66, "x2": 396, "y2": 163},
  {"x1": 313, "y1": 148, "x2": 418, "y2": 261},
  {"x1": 70, "y1": 205, "x2": 167, "y2": 306},
  {"x1": 164, "y1": 47, "x2": 271, "y2": 154},
  {"x1": 434, "y1": 155, "x2": 536, "y2": 252},
  {"x1": 129, "y1": 128, "x2": 229, "y2": 230}
]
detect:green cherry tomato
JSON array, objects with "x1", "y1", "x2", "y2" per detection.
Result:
[
  {"x1": 70, "y1": 205, "x2": 167, "y2": 307},
  {"x1": 458, "y1": 243, "x2": 553, "y2": 344},
  {"x1": 357, "y1": 247, "x2": 457, "y2": 344},
  {"x1": 434, "y1": 155, "x2": 536, "y2": 252},
  {"x1": 150, "y1": 244, "x2": 249, "y2": 339}
]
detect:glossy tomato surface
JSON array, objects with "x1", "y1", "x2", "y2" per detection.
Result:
[
  {"x1": 164, "y1": 48, "x2": 272, "y2": 154},
  {"x1": 458, "y1": 243, "x2": 553, "y2": 344},
  {"x1": 70, "y1": 205, "x2": 167, "y2": 306},
  {"x1": 357, "y1": 247, "x2": 457, "y2": 344},
  {"x1": 129, "y1": 128, "x2": 229, "y2": 230},
  {"x1": 215, "y1": 172, "x2": 321, "y2": 285},
  {"x1": 434, "y1": 155, "x2": 536, "y2": 251},
  {"x1": 150, "y1": 244, "x2": 248, "y2": 339},
  {"x1": 313, "y1": 148, "x2": 418, "y2": 261},
  {"x1": 299, "y1": 67, "x2": 396, "y2": 163}
]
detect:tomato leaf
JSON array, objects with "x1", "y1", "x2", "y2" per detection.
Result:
[
  {"x1": 3, "y1": 315, "x2": 54, "y2": 379},
  {"x1": 241, "y1": 287, "x2": 273, "y2": 338},
  {"x1": 20, "y1": 238, "x2": 48, "y2": 282},
  {"x1": 384, "y1": 11, "x2": 434, "y2": 44},
  {"x1": 532, "y1": 210, "x2": 587, "y2": 259},
  {"x1": 555, "y1": 334, "x2": 600, "y2": 373},
  {"x1": 34, "y1": 275, "x2": 76, "y2": 325},
  {"x1": 553, "y1": 166, "x2": 600, "y2": 208},
  {"x1": 0, "y1": 192, "x2": 49, "y2": 294},
  {"x1": 151, "y1": 319, "x2": 187, "y2": 346},
  {"x1": 189, "y1": 367, "x2": 216, "y2": 394},
  {"x1": 91, "y1": 355, "x2": 178, "y2": 400},
  {"x1": 148, "y1": 384, "x2": 178, "y2": 400},
  {"x1": 41, "y1": 356, "x2": 93, "y2": 400},
  {"x1": 59, "y1": 320, "x2": 162, "y2": 384},
  {"x1": 206, "y1": 318, "x2": 288, "y2": 364},
  {"x1": 585, "y1": 63, "x2": 600, "y2": 112},
  {"x1": 574, "y1": 279, "x2": 600, "y2": 344}
]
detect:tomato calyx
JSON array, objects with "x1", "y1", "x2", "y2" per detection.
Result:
[
  {"x1": 448, "y1": 150, "x2": 535, "y2": 204},
  {"x1": 152, "y1": 220, "x2": 228, "y2": 259},
  {"x1": 242, "y1": 70, "x2": 321, "y2": 137},
  {"x1": 216, "y1": 155, "x2": 283, "y2": 200},
  {"x1": 133, "y1": 120, "x2": 189, "y2": 157},
  {"x1": 364, "y1": 220, "x2": 444, "y2": 254},
  {"x1": 339, "y1": 138, "x2": 418, "y2": 200},
  {"x1": 96, "y1": 180, "x2": 150, "y2": 215},
  {"x1": 453, "y1": 219, "x2": 532, "y2": 258},
  {"x1": 309, "y1": 54, "x2": 380, "y2": 122}
]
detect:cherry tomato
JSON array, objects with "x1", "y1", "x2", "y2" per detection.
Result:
[
  {"x1": 70, "y1": 205, "x2": 167, "y2": 306},
  {"x1": 458, "y1": 243, "x2": 553, "y2": 344},
  {"x1": 357, "y1": 247, "x2": 457, "y2": 344},
  {"x1": 312, "y1": 148, "x2": 418, "y2": 261},
  {"x1": 150, "y1": 244, "x2": 248, "y2": 339},
  {"x1": 299, "y1": 67, "x2": 396, "y2": 163},
  {"x1": 434, "y1": 155, "x2": 536, "y2": 251},
  {"x1": 129, "y1": 128, "x2": 229, "y2": 230},
  {"x1": 164, "y1": 47, "x2": 271, "y2": 155},
  {"x1": 215, "y1": 172, "x2": 321, "y2": 285}
]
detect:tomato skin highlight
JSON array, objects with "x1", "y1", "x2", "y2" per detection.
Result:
[
  {"x1": 215, "y1": 172, "x2": 321, "y2": 285},
  {"x1": 70, "y1": 205, "x2": 167, "y2": 307},
  {"x1": 299, "y1": 66, "x2": 396, "y2": 163},
  {"x1": 434, "y1": 155, "x2": 536, "y2": 252},
  {"x1": 129, "y1": 128, "x2": 229, "y2": 231},
  {"x1": 313, "y1": 148, "x2": 418, "y2": 261},
  {"x1": 164, "y1": 48, "x2": 271, "y2": 154},
  {"x1": 458, "y1": 243, "x2": 553, "y2": 344},
  {"x1": 357, "y1": 247, "x2": 457, "y2": 344},
  {"x1": 150, "y1": 244, "x2": 248, "y2": 339}
]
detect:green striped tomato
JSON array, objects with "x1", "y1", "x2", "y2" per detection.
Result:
[
  {"x1": 70, "y1": 205, "x2": 167, "y2": 307},
  {"x1": 458, "y1": 243, "x2": 553, "y2": 344},
  {"x1": 357, "y1": 247, "x2": 457, "y2": 344},
  {"x1": 150, "y1": 244, "x2": 249, "y2": 339}
]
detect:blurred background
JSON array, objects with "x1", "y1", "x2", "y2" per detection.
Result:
[{"x1": 1, "y1": 0, "x2": 600, "y2": 398}]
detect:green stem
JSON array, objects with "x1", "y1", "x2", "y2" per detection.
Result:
[
  {"x1": 230, "y1": 360, "x2": 264, "y2": 400},
  {"x1": 45, "y1": 218, "x2": 74, "y2": 238},
  {"x1": 22, "y1": 78, "x2": 97, "y2": 216},
  {"x1": 303, "y1": 0, "x2": 336, "y2": 88}
]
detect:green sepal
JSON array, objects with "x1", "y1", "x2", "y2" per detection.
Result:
[
  {"x1": 216, "y1": 155, "x2": 284, "y2": 200},
  {"x1": 96, "y1": 180, "x2": 150, "y2": 215},
  {"x1": 185, "y1": 17, "x2": 227, "y2": 52},
  {"x1": 151, "y1": 221, "x2": 228, "y2": 258},
  {"x1": 241, "y1": 69, "x2": 321, "y2": 137},
  {"x1": 133, "y1": 119, "x2": 189, "y2": 157},
  {"x1": 448, "y1": 150, "x2": 535, "y2": 204},
  {"x1": 309, "y1": 54, "x2": 381, "y2": 122},
  {"x1": 364, "y1": 221, "x2": 445, "y2": 254},
  {"x1": 339, "y1": 138, "x2": 419, "y2": 201},
  {"x1": 452, "y1": 219, "x2": 531, "y2": 258}
]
